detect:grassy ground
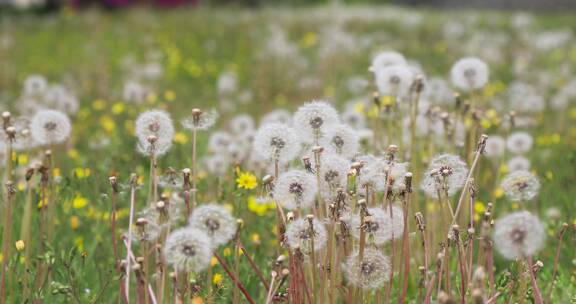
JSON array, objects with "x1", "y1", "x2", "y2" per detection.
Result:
[{"x1": 1, "y1": 5, "x2": 576, "y2": 303}]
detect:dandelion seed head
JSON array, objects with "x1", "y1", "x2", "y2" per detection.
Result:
[
  {"x1": 181, "y1": 109, "x2": 218, "y2": 131},
  {"x1": 189, "y1": 204, "x2": 237, "y2": 246},
  {"x1": 30, "y1": 109, "x2": 72, "y2": 145},
  {"x1": 344, "y1": 248, "x2": 391, "y2": 290},
  {"x1": 342, "y1": 107, "x2": 366, "y2": 130},
  {"x1": 260, "y1": 109, "x2": 293, "y2": 126},
  {"x1": 293, "y1": 100, "x2": 339, "y2": 143},
  {"x1": 484, "y1": 135, "x2": 506, "y2": 158},
  {"x1": 375, "y1": 65, "x2": 414, "y2": 98},
  {"x1": 229, "y1": 114, "x2": 255, "y2": 135},
  {"x1": 273, "y1": 170, "x2": 317, "y2": 210},
  {"x1": 135, "y1": 110, "x2": 174, "y2": 156},
  {"x1": 501, "y1": 170, "x2": 540, "y2": 202},
  {"x1": 369, "y1": 51, "x2": 407, "y2": 74},
  {"x1": 164, "y1": 228, "x2": 213, "y2": 273},
  {"x1": 204, "y1": 154, "x2": 230, "y2": 177},
  {"x1": 319, "y1": 154, "x2": 350, "y2": 199},
  {"x1": 493, "y1": 211, "x2": 545, "y2": 260},
  {"x1": 421, "y1": 154, "x2": 468, "y2": 199},
  {"x1": 253, "y1": 123, "x2": 301, "y2": 163},
  {"x1": 285, "y1": 218, "x2": 327, "y2": 254},
  {"x1": 208, "y1": 131, "x2": 232, "y2": 153},
  {"x1": 23, "y1": 74, "x2": 48, "y2": 96},
  {"x1": 350, "y1": 206, "x2": 404, "y2": 245},
  {"x1": 422, "y1": 77, "x2": 454, "y2": 105},
  {"x1": 451, "y1": 57, "x2": 489, "y2": 90},
  {"x1": 506, "y1": 131, "x2": 533, "y2": 154},
  {"x1": 507, "y1": 155, "x2": 531, "y2": 172},
  {"x1": 320, "y1": 124, "x2": 360, "y2": 159}
]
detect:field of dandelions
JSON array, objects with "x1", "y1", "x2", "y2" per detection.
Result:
[{"x1": 1, "y1": 5, "x2": 576, "y2": 304}]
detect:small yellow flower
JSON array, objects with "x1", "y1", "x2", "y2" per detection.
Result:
[
  {"x1": 499, "y1": 165, "x2": 508, "y2": 174},
  {"x1": 111, "y1": 102, "x2": 125, "y2": 115},
  {"x1": 223, "y1": 248, "x2": 231, "y2": 257},
  {"x1": 70, "y1": 216, "x2": 80, "y2": 230},
  {"x1": 53, "y1": 168, "x2": 61, "y2": 178},
  {"x1": 174, "y1": 132, "x2": 188, "y2": 144},
  {"x1": 146, "y1": 93, "x2": 157, "y2": 104},
  {"x1": 236, "y1": 172, "x2": 257, "y2": 190},
  {"x1": 251, "y1": 233, "x2": 261, "y2": 245},
  {"x1": 15, "y1": 240, "x2": 25, "y2": 252},
  {"x1": 474, "y1": 202, "x2": 486, "y2": 214},
  {"x1": 17, "y1": 154, "x2": 28, "y2": 165},
  {"x1": 164, "y1": 90, "x2": 176, "y2": 101},
  {"x1": 211, "y1": 257, "x2": 218, "y2": 267},
  {"x1": 92, "y1": 99, "x2": 106, "y2": 110},
  {"x1": 494, "y1": 188, "x2": 504, "y2": 199},
  {"x1": 74, "y1": 237, "x2": 84, "y2": 251},
  {"x1": 212, "y1": 273, "x2": 223, "y2": 285},
  {"x1": 100, "y1": 116, "x2": 116, "y2": 134},
  {"x1": 300, "y1": 32, "x2": 317, "y2": 48},
  {"x1": 73, "y1": 195, "x2": 88, "y2": 209},
  {"x1": 545, "y1": 171, "x2": 554, "y2": 180},
  {"x1": 67, "y1": 149, "x2": 79, "y2": 160}
]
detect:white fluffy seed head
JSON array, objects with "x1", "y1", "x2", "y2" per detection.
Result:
[
  {"x1": 229, "y1": 114, "x2": 255, "y2": 135},
  {"x1": 422, "y1": 77, "x2": 454, "y2": 106},
  {"x1": 484, "y1": 135, "x2": 506, "y2": 158},
  {"x1": 451, "y1": 57, "x2": 489, "y2": 91},
  {"x1": 319, "y1": 154, "x2": 350, "y2": 200},
  {"x1": 493, "y1": 211, "x2": 545, "y2": 260},
  {"x1": 273, "y1": 170, "x2": 317, "y2": 210},
  {"x1": 23, "y1": 74, "x2": 48, "y2": 96},
  {"x1": 507, "y1": 155, "x2": 531, "y2": 172},
  {"x1": 30, "y1": 109, "x2": 72, "y2": 145},
  {"x1": 181, "y1": 109, "x2": 218, "y2": 131},
  {"x1": 253, "y1": 123, "x2": 301, "y2": 163},
  {"x1": 164, "y1": 227, "x2": 213, "y2": 273},
  {"x1": 293, "y1": 100, "x2": 340, "y2": 143},
  {"x1": 135, "y1": 110, "x2": 174, "y2": 156},
  {"x1": 188, "y1": 204, "x2": 237, "y2": 246},
  {"x1": 420, "y1": 154, "x2": 468, "y2": 199},
  {"x1": 350, "y1": 206, "x2": 404, "y2": 245},
  {"x1": 319, "y1": 124, "x2": 360, "y2": 159},
  {"x1": 369, "y1": 51, "x2": 407, "y2": 74},
  {"x1": 260, "y1": 109, "x2": 293, "y2": 126},
  {"x1": 344, "y1": 248, "x2": 391, "y2": 290},
  {"x1": 375, "y1": 65, "x2": 414, "y2": 98},
  {"x1": 285, "y1": 218, "x2": 327, "y2": 254},
  {"x1": 501, "y1": 170, "x2": 540, "y2": 202},
  {"x1": 208, "y1": 131, "x2": 232, "y2": 153},
  {"x1": 506, "y1": 131, "x2": 533, "y2": 154}
]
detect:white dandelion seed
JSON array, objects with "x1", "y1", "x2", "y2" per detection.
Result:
[
  {"x1": 451, "y1": 57, "x2": 489, "y2": 91},
  {"x1": 30, "y1": 109, "x2": 72, "y2": 145},
  {"x1": 285, "y1": 218, "x2": 327, "y2": 254},
  {"x1": 23, "y1": 74, "x2": 48, "y2": 97},
  {"x1": 135, "y1": 110, "x2": 174, "y2": 156},
  {"x1": 493, "y1": 211, "x2": 545, "y2": 260},
  {"x1": 369, "y1": 51, "x2": 407, "y2": 74},
  {"x1": 44, "y1": 85, "x2": 79, "y2": 114},
  {"x1": 181, "y1": 109, "x2": 218, "y2": 131},
  {"x1": 204, "y1": 154, "x2": 231, "y2": 177},
  {"x1": 229, "y1": 114, "x2": 255, "y2": 135},
  {"x1": 164, "y1": 227, "x2": 213, "y2": 273},
  {"x1": 318, "y1": 154, "x2": 350, "y2": 199},
  {"x1": 507, "y1": 155, "x2": 531, "y2": 172},
  {"x1": 506, "y1": 131, "x2": 533, "y2": 155},
  {"x1": 188, "y1": 204, "x2": 237, "y2": 246},
  {"x1": 375, "y1": 65, "x2": 414, "y2": 98},
  {"x1": 253, "y1": 123, "x2": 301, "y2": 163},
  {"x1": 420, "y1": 154, "x2": 468, "y2": 199},
  {"x1": 344, "y1": 248, "x2": 391, "y2": 290},
  {"x1": 208, "y1": 131, "x2": 232, "y2": 153},
  {"x1": 484, "y1": 135, "x2": 506, "y2": 158},
  {"x1": 501, "y1": 170, "x2": 540, "y2": 202},
  {"x1": 260, "y1": 109, "x2": 293, "y2": 126},
  {"x1": 293, "y1": 100, "x2": 340, "y2": 143},
  {"x1": 273, "y1": 170, "x2": 317, "y2": 210},
  {"x1": 342, "y1": 107, "x2": 366, "y2": 130},
  {"x1": 350, "y1": 206, "x2": 404, "y2": 245},
  {"x1": 123, "y1": 80, "x2": 149, "y2": 104},
  {"x1": 422, "y1": 77, "x2": 454, "y2": 106},
  {"x1": 320, "y1": 124, "x2": 360, "y2": 159}
]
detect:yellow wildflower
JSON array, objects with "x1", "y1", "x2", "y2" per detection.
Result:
[
  {"x1": 211, "y1": 257, "x2": 218, "y2": 267},
  {"x1": 174, "y1": 132, "x2": 188, "y2": 144},
  {"x1": 73, "y1": 195, "x2": 88, "y2": 209},
  {"x1": 15, "y1": 240, "x2": 25, "y2": 252},
  {"x1": 92, "y1": 99, "x2": 106, "y2": 110},
  {"x1": 67, "y1": 149, "x2": 79, "y2": 159},
  {"x1": 474, "y1": 202, "x2": 486, "y2": 214},
  {"x1": 74, "y1": 237, "x2": 84, "y2": 251},
  {"x1": 17, "y1": 154, "x2": 28, "y2": 165},
  {"x1": 212, "y1": 273, "x2": 223, "y2": 285},
  {"x1": 236, "y1": 172, "x2": 257, "y2": 190},
  {"x1": 112, "y1": 102, "x2": 125, "y2": 115},
  {"x1": 494, "y1": 188, "x2": 504, "y2": 199},
  {"x1": 223, "y1": 248, "x2": 231, "y2": 257},
  {"x1": 251, "y1": 233, "x2": 261, "y2": 245},
  {"x1": 300, "y1": 32, "x2": 317, "y2": 48},
  {"x1": 247, "y1": 196, "x2": 274, "y2": 216},
  {"x1": 70, "y1": 216, "x2": 80, "y2": 230},
  {"x1": 100, "y1": 116, "x2": 116, "y2": 133},
  {"x1": 164, "y1": 90, "x2": 176, "y2": 101}
]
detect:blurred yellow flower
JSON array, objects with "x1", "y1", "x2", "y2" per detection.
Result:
[
  {"x1": 92, "y1": 99, "x2": 106, "y2": 110},
  {"x1": 300, "y1": 32, "x2": 317, "y2": 48},
  {"x1": 67, "y1": 149, "x2": 79, "y2": 159},
  {"x1": 247, "y1": 196, "x2": 274, "y2": 216},
  {"x1": 70, "y1": 216, "x2": 80, "y2": 230},
  {"x1": 236, "y1": 172, "x2": 257, "y2": 190},
  {"x1": 474, "y1": 202, "x2": 486, "y2": 214},
  {"x1": 15, "y1": 240, "x2": 25, "y2": 252},
  {"x1": 174, "y1": 132, "x2": 188, "y2": 144},
  {"x1": 211, "y1": 257, "x2": 218, "y2": 267},
  {"x1": 17, "y1": 154, "x2": 28, "y2": 165},
  {"x1": 100, "y1": 116, "x2": 116, "y2": 134},
  {"x1": 223, "y1": 248, "x2": 231, "y2": 257},
  {"x1": 164, "y1": 90, "x2": 176, "y2": 101},
  {"x1": 73, "y1": 195, "x2": 88, "y2": 209},
  {"x1": 112, "y1": 102, "x2": 125, "y2": 115},
  {"x1": 499, "y1": 165, "x2": 508, "y2": 174},
  {"x1": 212, "y1": 273, "x2": 223, "y2": 285},
  {"x1": 251, "y1": 233, "x2": 261, "y2": 245},
  {"x1": 53, "y1": 168, "x2": 61, "y2": 178},
  {"x1": 494, "y1": 188, "x2": 504, "y2": 199}
]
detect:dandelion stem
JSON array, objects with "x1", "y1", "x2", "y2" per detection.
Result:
[
  {"x1": 125, "y1": 174, "x2": 138, "y2": 303},
  {"x1": 547, "y1": 223, "x2": 569, "y2": 301},
  {"x1": 0, "y1": 182, "x2": 15, "y2": 304}
]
